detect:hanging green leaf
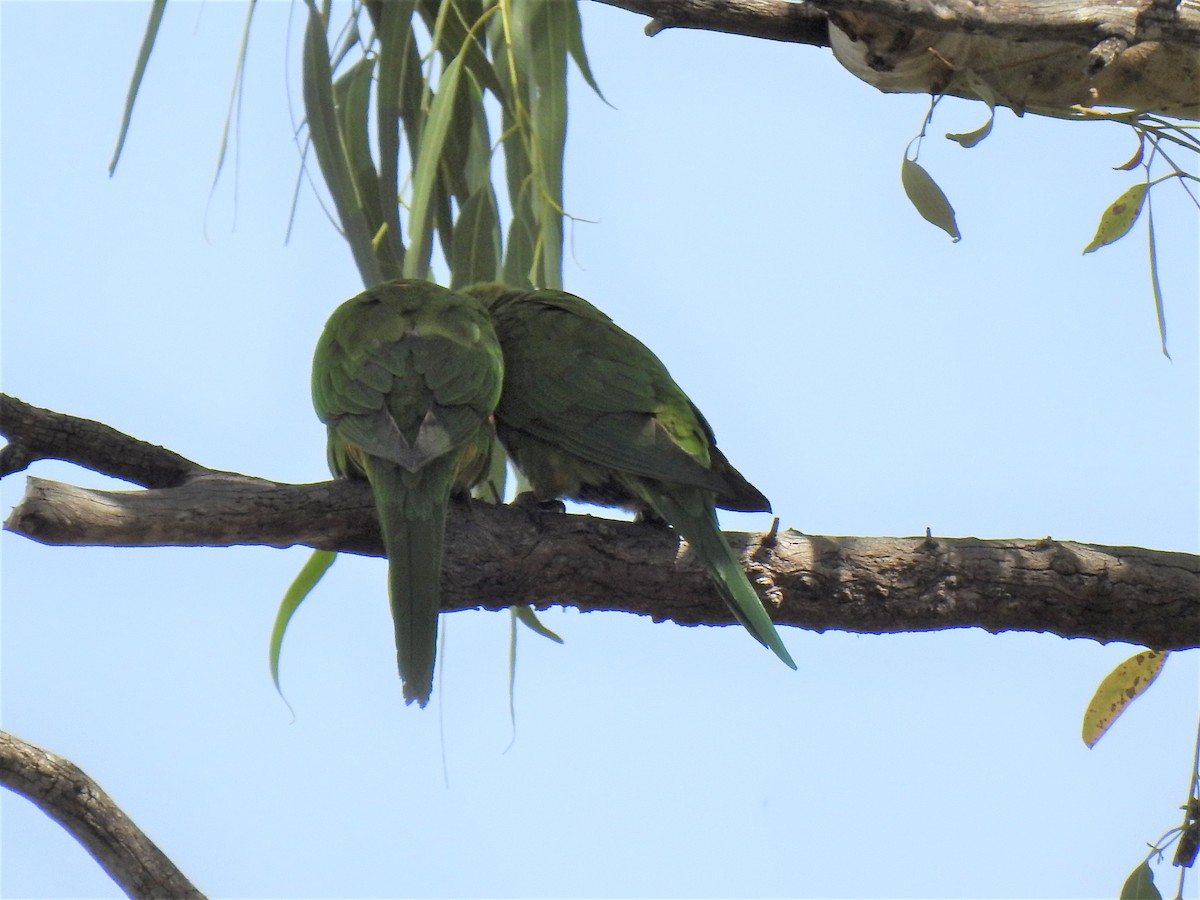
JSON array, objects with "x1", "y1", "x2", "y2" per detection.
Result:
[
  {"x1": 901, "y1": 157, "x2": 961, "y2": 241},
  {"x1": 110, "y1": 0, "x2": 168, "y2": 175},
  {"x1": 403, "y1": 50, "x2": 466, "y2": 279},
  {"x1": 451, "y1": 186, "x2": 503, "y2": 287},
  {"x1": 334, "y1": 56, "x2": 396, "y2": 273},
  {"x1": 210, "y1": 1, "x2": 258, "y2": 193},
  {"x1": 301, "y1": 0, "x2": 383, "y2": 285},
  {"x1": 561, "y1": 0, "x2": 607, "y2": 103},
  {"x1": 1081, "y1": 649, "x2": 1168, "y2": 748},
  {"x1": 514, "y1": 606, "x2": 564, "y2": 644},
  {"x1": 1119, "y1": 861, "x2": 1161, "y2": 900},
  {"x1": 374, "y1": 0, "x2": 420, "y2": 275},
  {"x1": 270, "y1": 549, "x2": 337, "y2": 697},
  {"x1": 1145, "y1": 194, "x2": 1170, "y2": 358}
]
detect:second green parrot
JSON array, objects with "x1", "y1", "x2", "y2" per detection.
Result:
[
  {"x1": 465, "y1": 283, "x2": 796, "y2": 669},
  {"x1": 312, "y1": 280, "x2": 503, "y2": 706}
]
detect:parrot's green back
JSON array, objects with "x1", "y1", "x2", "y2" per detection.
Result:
[
  {"x1": 313, "y1": 280, "x2": 503, "y2": 706},
  {"x1": 465, "y1": 283, "x2": 795, "y2": 669}
]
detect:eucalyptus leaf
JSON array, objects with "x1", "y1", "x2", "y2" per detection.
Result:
[
  {"x1": 901, "y1": 157, "x2": 961, "y2": 241},
  {"x1": 403, "y1": 51, "x2": 466, "y2": 279},
  {"x1": 301, "y1": 1, "x2": 382, "y2": 285},
  {"x1": 1119, "y1": 861, "x2": 1161, "y2": 900},
  {"x1": 514, "y1": 605, "x2": 565, "y2": 644},
  {"x1": 110, "y1": 0, "x2": 167, "y2": 175},
  {"x1": 945, "y1": 106, "x2": 994, "y2": 148},
  {"x1": 269, "y1": 549, "x2": 337, "y2": 698},
  {"x1": 1083, "y1": 182, "x2": 1150, "y2": 254},
  {"x1": 1081, "y1": 649, "x2": 1168, "y2": 748}
]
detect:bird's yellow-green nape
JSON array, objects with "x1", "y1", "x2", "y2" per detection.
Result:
[{"x1": 312, "y1": 279, "x2": 503, "y2": 706}]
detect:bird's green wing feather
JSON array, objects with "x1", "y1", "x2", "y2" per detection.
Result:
[{"x1": 482, "y1": 288, "x2": 765, "y2": 507}]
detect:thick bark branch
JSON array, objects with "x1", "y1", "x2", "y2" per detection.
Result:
[
  {"x1": 597, "y1": 0, "x2": 1200, "y2": 49},
  {"x1": 0, "y1": 730, "x2": 206, "y2": 900},
  {"x1": 594, "y1": 0, "x2": 1200, "y2": 118},
  {"x1": 597, "y1": 0, "x2": 832, "y2": 45},
  {"x1": 3, "y1": 395, "x2": 1196, "y2": 650}
]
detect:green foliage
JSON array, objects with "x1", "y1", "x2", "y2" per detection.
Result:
[
  {"x1": 270, "y1": 549, "x2": 337, "y2": 701},
  {"x1": 111, "y1": 0, "x2": 598, "y2": 701},
  {"x1": 1119, "y1": 860, "x2": 1161, "y2": 900}
]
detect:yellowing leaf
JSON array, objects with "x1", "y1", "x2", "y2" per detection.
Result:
[
  {"x1": 901, "y1": 158, "x2": 961, "y2": 241},
  {"x1": 945, "y1": 106, "x2": 995, "y2": 149},
  {"x1": 1083, "y1": 182, "x2": 1149, "y2": 254},
  {"x1": 1081, "y1": 649, "x2": 1168, "y2": 748},
  {"x1": 1114, "y1": 132, "x2": 1146, "y2": 171}
]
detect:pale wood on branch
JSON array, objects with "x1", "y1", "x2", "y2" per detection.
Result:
[{"x1": 3, "y1": 394, "x2": 1196, "y2": 651}]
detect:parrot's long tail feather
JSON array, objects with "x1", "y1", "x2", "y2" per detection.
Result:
[
  {"x1": 655, "y1": 496, "x2": 797, "y2": 670},
  {"x1": 367, "y1": 460, "x2": 448, "y2": 707}
]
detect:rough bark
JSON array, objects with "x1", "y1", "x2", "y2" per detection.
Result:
[
  {"x1": 0, "y1": 730, "x2": 206, "y2": 900},
  {"x1": 4, "y1": 394, "x2": 1196, "y2": 651},
  {"x1": 596, "y1": 0, "x2": 1200, "y2": 119}
]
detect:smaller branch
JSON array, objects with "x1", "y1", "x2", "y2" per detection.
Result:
[
  {"x1": 595, "y1": 0, "x2": 832, "y2": 47},
  {"x1": 595, "y1": 0, "x2": 1200, "y2": 49},
  {"x1": 0, "y1": 395, "x2": 201, "y2": 488},
  {"x1": 0, "y1": 729, "x2": 206, "y2": 899}
]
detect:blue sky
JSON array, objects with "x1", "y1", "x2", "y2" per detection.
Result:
[{"x1": 2, "y1": 2, "x2": 1198, "y2": 898}]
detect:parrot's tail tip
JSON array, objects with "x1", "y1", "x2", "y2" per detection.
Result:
[{"x1": 403, "y1": 686, "x2": 433, "y2": 708}]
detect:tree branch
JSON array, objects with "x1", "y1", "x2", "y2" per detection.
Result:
[
  {"x1": 3, "y1": 394, "x2": 1196, "y2": 650},
  {"x1": 594, "y1": 0, "x2": 1200, "y2": 119},
  {"x1": 596, "y1": 0, "x2": 832, "y2": 46},
  {"x1": 596, "y1": 0, "x2": 1200, "y2": 49},
  {"x1": 0, "y1": 729, "x2": 206, "y2": 899}
]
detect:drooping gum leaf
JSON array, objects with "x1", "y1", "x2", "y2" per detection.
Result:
[
  {"x1": 1146, "y1": 195, "x2": 1170, "y2": 358},
  {"x1": 528, "y1": 0, "x2": 569, "y2": 288},
  {"x1": 270, "y1": 549, "x2": 337, "y2": 697},
  {"x1": 901, "y1": 157, "x2": 961, "y2": 241},
  {"x1": 1119, "y1": 860, "x2": 1161, "y2": 900},
  {"x1": 375, "y1": 0, "x2": 420, "y2": 274},
  {"x1": 451, "y1": 186, "x2": 502, "y2": 287},
  {"x1": 562, "y1": 0, "x2": 606, "y2": 103},
  {"x1": 403, "y1": 50, "x2": 466, "y2": 279},
  {"x1": 1082, "y1": 182, "x2": 1150, "y2": 254},
  {"x1": 514, "y1": 605, "x2": 564, "y2": 644},
  {"x1": 211, "y1": 1, "x2": 258, "y2": 198},
  {"x1": 1081, "y1": 649, "x2": 1168, "y2": 748},
  {"x1": 301, "y1": 1, "x2": 383, "y2": 285},
  {"x1": 334, "y1": 59, "x2": 383, "y2": 219},
  {"x1": 1114, "y1": 132, "x2": 1146, "y2": 171},
  {"x1": 945, "y1": 106, "x2": 994, "y2": 148},
  {"x1": 110, "y1": 0, "x2": 168, "y2": 175}
]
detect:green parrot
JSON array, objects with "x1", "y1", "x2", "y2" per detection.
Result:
[
  {"x1": 312, "y1": 279, "x2": 503, "y2": 706},
  {"x1": 464, "y1": 283, "x2": 796, "y2": 670}
]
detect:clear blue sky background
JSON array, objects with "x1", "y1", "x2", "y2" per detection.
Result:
[{"x1": 2, "y1": 2, "x2": 1198, "y2": 898}]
